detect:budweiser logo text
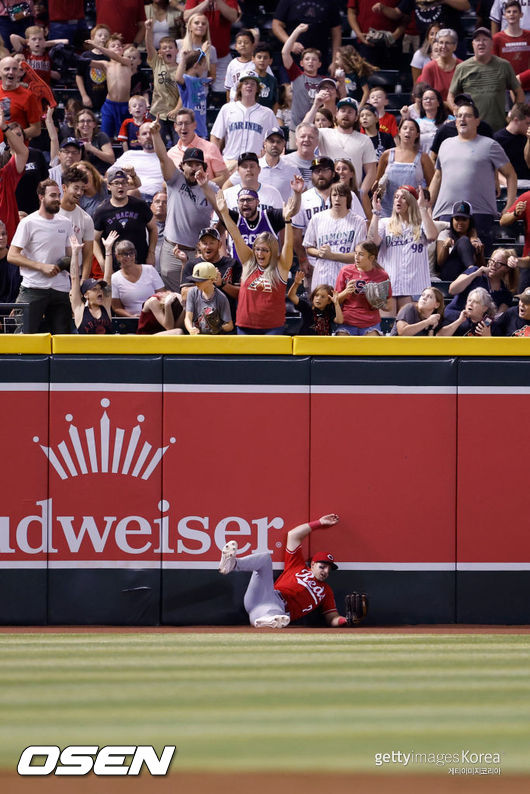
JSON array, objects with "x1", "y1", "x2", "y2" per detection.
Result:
[{"x1": 0, "y1": 499, "x2": 284, "y2": 557}]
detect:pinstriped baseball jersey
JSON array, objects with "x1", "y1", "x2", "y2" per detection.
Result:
[
  {"x1": 292, "y1": 187, "x2": 366, "y2": 232},
  {"x1": 377, "y1": 217, "x2": 431, "y2": 296},
  {"x1": 303, "y1": 209, "x2": 367, "y2": 292}
]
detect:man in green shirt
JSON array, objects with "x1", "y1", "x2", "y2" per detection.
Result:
[{"x1": 448, "y1": 27, "x2": 525, "y2": 132}]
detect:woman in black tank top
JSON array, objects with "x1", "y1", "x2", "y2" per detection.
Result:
[{"x1": 70, "y1": 230, "x2": 116, "y2": 334}]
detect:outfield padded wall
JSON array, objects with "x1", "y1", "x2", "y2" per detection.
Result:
[{"x1": 0, "y1": 347, "x2": 529, "y2": 625}]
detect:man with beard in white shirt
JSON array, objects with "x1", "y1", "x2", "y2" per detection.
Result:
[
  {"x1": 222, "y1": 151, "x2": 283, "y2": 212},
  {"x1": 210, "y1": 72, "x2": 277, "y2": 168},
  {"x1": 307, "y1": 97, "x2": 376, "y2": 202},
  {"x1": 292, "y1": 156, "x2": 365, "y2": 277},
  {"x1": 9, "y1": 179, "x2": 73, "y2": 333}
]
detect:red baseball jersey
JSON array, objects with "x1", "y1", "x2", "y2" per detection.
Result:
[{"x1": 274, "y1": 545, "x2": 337, "y2": 622}]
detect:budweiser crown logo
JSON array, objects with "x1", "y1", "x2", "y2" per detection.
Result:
[{"x1": 33, "y1": 398, "x2": 176, "y2": 481}]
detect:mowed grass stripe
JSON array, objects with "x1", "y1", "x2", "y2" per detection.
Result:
[
  {"x1": 0, "y1": 633, "x2": 529, "y2": 773},
  {"x1": 3, "y1": 633, "x2": 530, "y2": 648}
]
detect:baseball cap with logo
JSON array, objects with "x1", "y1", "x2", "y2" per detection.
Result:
[
  {"x1": 265, "y1": 126, "x2": 285, "y2": 140},
  {"x1": 238, "y1": 151, "x2": 259, "y2": 166},
  {"x1": 60, "y1": 137, "x2": 83, "y2": 150},
  {"x1": 516, "y1": 287, "x2": 530, "y2": 303},
  {"x1": 311, "y1": 551, "x2": 338, "y2": 571},
  {"x1": 238, "y1": 70, "x2": 261, "y2": 86},
  {"x1": 199, "y1": 226, "x2": 221, "y2": 241},
  {"x1": 182, "y1": 147, "x2": 206, "y2": 165},
  {"x1": 453, "y1": 93, "x2": 476, "y2": 106},
  {"x1": 310, "y1": 156, "x2": 335, "y2": 171},
  {"x1": 191, "y1": 262, "x2": 218, "y2": 281},
  {"x1": 81, "y1": 278, "x2": 108, "y2": 296},
  {"x1": 472, "y1": 26, "x2": 492, "y2": 39},
  {"x1": 337, "y1": 97, "x2": 359, "y2": 111},
  {"x1": 451, "y1": 200, "x2": 473, "y2": 218},
  {"x1": 107, "y1": 168, "x2": 128, "y2": 184}
]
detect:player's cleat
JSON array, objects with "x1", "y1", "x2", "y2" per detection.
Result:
[
  {"x1": 254, "y1": 614, "x2": 290, "y2": 629},
  {"x1": 219, "y1": 541, "x2": 238, "y2": 574}
]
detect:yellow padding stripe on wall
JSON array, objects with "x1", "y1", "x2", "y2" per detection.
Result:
[
  {"x1": 292, "y1": 336, "x2": 530, "y2": 357},
  {"x1": 51, "y1": 335, "x2": 293, "y2": 355},
  {"x1": 0, "y1": 333, "x2": 51, "y2": 353},
  {"x1": 2, "y1": 334, "x2": 530, "y2": 357}
]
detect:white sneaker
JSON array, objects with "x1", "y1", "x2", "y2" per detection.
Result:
[
  {"x1": 254, "y1": 614, "x2": 290, "y2": 629},
  {"x1": 219, "y1": 541, "x2": 238, "y2": 574}
]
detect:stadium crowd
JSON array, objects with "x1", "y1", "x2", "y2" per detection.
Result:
[{"x1": 0, "y1": 0, "x2": 529, "y2": 337}]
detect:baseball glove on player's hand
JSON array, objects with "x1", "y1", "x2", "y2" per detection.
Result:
[
  {"x1": 345, "y1": 592, "x2": 368, "y2": 626},
  {"x1": 362, "y1": 279, "x2": 391, "y2": 310}
]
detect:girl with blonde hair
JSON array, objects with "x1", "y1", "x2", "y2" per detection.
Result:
[
  {"x1": 214, "y1": 179, "x2": 305, "y2": 334},
  {"x1": 177, "y1": 12, "x2": 216, "y2": 81},
  {"x1": 368, "y1": 185, "x2": 438, "y2": 317}
]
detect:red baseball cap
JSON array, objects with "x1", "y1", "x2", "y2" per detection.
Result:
[
  {"x1": 311, "y1": 551, "x2": 338, "y2": 571},
  {"x1": 399, "y1": 184, "x2": 419, "y2": 200}
]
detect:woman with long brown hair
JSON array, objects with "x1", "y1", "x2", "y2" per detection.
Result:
[
  {"x1": 374, "y1": 118, "x2": 434, "y2": 218},
  {"x1": 75, "y1": 109, "x2": 115, "y2": 175}
]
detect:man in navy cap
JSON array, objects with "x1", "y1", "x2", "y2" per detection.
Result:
[
  {"x1": 222, "y1": 150, "x2": 283, "y2": 212},
  {"x1": 151, "y1": 115, "x2": 220, "y2": 290},
  {"x1": 48, "y1": 137, "x2": 84, "y2": 194},
  {"x1": 224, "y1": 127, "x2": 300, "y2": 203}
]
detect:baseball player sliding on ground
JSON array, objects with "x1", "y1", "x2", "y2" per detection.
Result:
[{"x1": 219, "y1": 513, "x2": 367, "y2": 628}]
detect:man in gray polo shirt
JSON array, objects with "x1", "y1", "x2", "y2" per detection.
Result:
[{"x1": 150, "y1": 119, "x2": 219, "y2": 291}]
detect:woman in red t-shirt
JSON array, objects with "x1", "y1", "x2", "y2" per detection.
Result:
[{"x1": 215, "y1": 176, "x2": 304, "y2": 334}]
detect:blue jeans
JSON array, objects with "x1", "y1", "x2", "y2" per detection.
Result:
[
  {"x1": 335, "y1": 322, "x2": 382, "y2": 336},
  {"x1": 439, "y1": 213, "x2": 494, "y2": 258}
]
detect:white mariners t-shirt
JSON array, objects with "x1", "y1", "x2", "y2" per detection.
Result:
[{"x1": 210, "y1": 101, "x2": 277, "y2": 161}]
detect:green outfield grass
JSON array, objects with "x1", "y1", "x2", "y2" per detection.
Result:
[{"x1": 1, "y1": 633, "x2": 530, "y2": 775}]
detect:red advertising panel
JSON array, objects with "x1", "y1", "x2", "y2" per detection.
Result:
[
  {"x1": 0, "y1": 390, "x2": 49, "y2": 567},
  {"x1": 457, "y1": 394, "x2": 530, "y2": 562},
  {"x1": 162, "y1": 390, "x2": 310, "y2": 567},
  {"x1": 309, "y1": 393, "x2": 457, "y2": 564}
]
